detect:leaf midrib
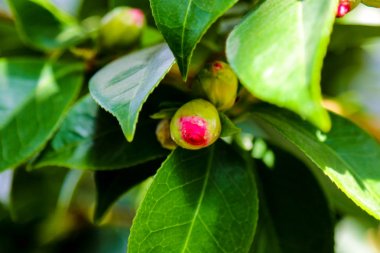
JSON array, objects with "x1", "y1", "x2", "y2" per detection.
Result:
[{"x1": 180, "y1": 145, "x2": 215, "y2": 253}]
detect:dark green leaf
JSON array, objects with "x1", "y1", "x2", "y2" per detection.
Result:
[
  {"x1": 220, "y1": 113, "x2": 240, "y2": 137},
  {"x1": 94, "y1": 159, "x2": 163, "y2": 222},
  {"x1": 227, "y1": 0, "x2": 338, "y2": 131},
  {"x1": 251, "y1": 148, "x2": 334, "y2": 253},
  {"x1": 89, "y1": 44, "x2": 175, "y2": 141},
  {"x1": 0, "y1": 58, "x2": 84, "y2": 172},
  {"x1": 32, "y1": 95, "x2": 168, "y2": 170},
  {"x1": 7, "y1": 0, "x2": 85, "y2": 50},
  {"x1": 251, "y1": 105, "x2": 380, "y2": 220},
  {"x1": 329, "y1": 24, "x2": 380, "y2": 52},
  {"x1": 128, "y1": 141, "x2": 258, "y2": 253},
  {"x1": 151, "y1": 0, "x2": 238, "y2": 78},
  {"x1": 10, "y1": 166, "x2": 67, "y2": 222},
  {"x1": 78, "y1": 0, "x2": 108, "y2": 19},
  {"x1": 0, "y1": 20, "x2": 29, "y2": 56}
]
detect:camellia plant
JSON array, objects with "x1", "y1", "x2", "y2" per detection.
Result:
[{"x1": 1, "y1": 0, "x2": 380, "y2": 252}]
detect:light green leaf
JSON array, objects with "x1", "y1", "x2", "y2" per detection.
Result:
[
  {"x1": 7, "y1": 0, "x2": 85, "y2": 50},
  {"x1": 151, "y1": 0, "x2": 238, "y2": 78},
  {"x1": 251, "y1": 105, "x2": 380, "y2": 220},
  {"x1": 128, "y1": 141, "x2": 258, "y2": 253},
  {"x1": 89, "y1": 43, "x2": 175, "y2": 141},
  {"x1": 32, "y1": 96, "x2": 168, "y2": 170},
  {"x1": 0, "y1": 58, "x2": 83, "y2": 172},
  {"x1": 227, "y1": 0, "x2": 338, "y2": 131}
]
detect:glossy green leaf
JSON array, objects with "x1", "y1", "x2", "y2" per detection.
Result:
[
  {"x1": 227, "y1": 0, "x2": 338, "y2": 131},
  {"x1": 251, "y1": 148, "x2": 334, "y2": 253},
  {"x1": 94, "y1": 159, "x2": 162, "y2": 222},
  {"x1": 0, "y1": 58, "x2": 83, "y2": 172},
  {"x1": 7, "y1": 0, "x2": 85, "y2": 50},
  {"x1": 10, "y1": 166, "x2": 67, "y2": 222},
  {"x1": 151, "y1": 0, "x2": 238, "y2": 78},
  {"x1": 128, "y1": 141, "x2": 258, "y2": 253},
  {"x1": 251, "y1": 105, "x2": 380, "y2": 220},
  {"x1": 32, "y1": 96, "x2": 168, "y2": 170},
  {"x1": 89, "y1": 44, "x2": 175, "y2": 141}
]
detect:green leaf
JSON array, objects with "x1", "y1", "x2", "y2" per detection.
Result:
[
  {"x1": 32, "y1": 95, "x2": 168, "y2": 170},
  {"x1": 362, "y1": 0, "x2": 380, "y2": 7},
  {"x1": 10, "y1": 166, "x2": 67, "y2": 222},
  {"x1": 0, "y1": 21, "x2": 29, "y2": 56},
  {"x1": 7, "y1": 0, "x2": 85, "y2": 50},
  {"x1": 94, "y1": 159, "x2": 162, "y2": 222},
  {"x1": 151, "y1": 0, "x2": 238, "y2": 78},
  {"x1": 251, "y1": 148, "x2": 334, "y2": 253},
  {"x1": 220, "y1": 113, "x2": 240, "y2": 137},
  {"x1": 227, "y1": 0, "x2": 338, "y2": 131},
  {"x1": 251, "y1": 105, "x2": 380, "y2": 220},
  {"x1": 128, "y1": 141, "x2": 258, "y2": 253},
  {"x1": 0, "y1": 58, "x2": 84, "y2": 172},
  {"x1": 89, "y1": 44, "x2": 175, "y2": 141}
]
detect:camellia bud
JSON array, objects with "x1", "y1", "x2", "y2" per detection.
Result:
[
  {"x1": 99, "y1": 7, "x2": 146, "y2": 49},
  {"x1": 155, "y1": 119, "x2": 177, "y2": 150},
  {"x1": 193, "y1": 61, "x2": 238, "y2": 111},
  {"x1": 336, "y1": 0, "x2": 360, "y2": 18},
  {"x1": 170, "y1": 99, "x2": 221, "y2": 150}
]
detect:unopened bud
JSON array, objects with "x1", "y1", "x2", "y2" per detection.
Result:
[
  {"x1": 156, "y1": 119, "x2": 177, "y2": 150},
  {"x1": 193, "y1": 61, "x2": 238, "y2": 111},
  {"x1": 99, "y1": 7, "x2": 146, "y2": 48},
  {"x1": 336, "y1": 0, "x2": 360, "y2": 18},
  {"x1": 170, "y1": 99, "x2": 221, "y2": 150}
]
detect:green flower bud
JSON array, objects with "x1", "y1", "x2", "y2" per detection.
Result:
[
  {"x1": 170, "y1": 99, "x2": 221, "y2": 150},
  {"x1": 156, "y1": 119, "x2": 177, "y2": 150},
  {"x1": 336, "y1": 0, "x2": 360, "y2": 18},
  {"x1": 99, "y1": 7, "x2": 146, "y2": 49},
  {"x1": 193, "y1": 61, "x2": 238, "y2": 111},
  {"x1": 362, "y1": 0, "x2": 380, "y2": 7}
]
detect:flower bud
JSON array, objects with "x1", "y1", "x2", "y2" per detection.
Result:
[
  {"x1": 170, "y1": 99, "x2": 221, "y2": 150},
  {"x1": 155, "y1": 119, "x2": 177, "y2": 150},
  {"x1": 336, "y1": 0, "x2": 360, "y2": 18},
  {"x1": 99, "y1": 7, "x2": 146, "y2": 49},
  {"x1": 193, "y1": 61, "x2": 238, "y2": 111}
]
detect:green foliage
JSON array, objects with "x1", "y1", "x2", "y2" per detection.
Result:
[
  {"x1": 128, "y1": 141, "x2": 258, "y2": 253},
  {"x1": 89, "y1": 44, "x2": 175, "y2": 141},
  {"x1": 1, "y1": 0, "x2": 380, "y2": 252},
  {"x1": 150, "y1": 0, "x2": 238, "y2": 78},
  {"x1": 0, "y1": 59, "x2": 83, "y2": 172},
  {"x1": 227, "y1": 0, "x2": 337, "y2": 131},
  {"x1": 7, "y1": 0, "x2": 85, "y2": 50},
  {"x1": 251, "y1": 105, "x2": 380, "y2": 220}
]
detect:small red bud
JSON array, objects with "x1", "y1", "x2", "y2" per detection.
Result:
[
  {"x1": 99, "y1": 7, "x2": 146, "y2": 49},
  {"x1": 170, "y1": 99, "x2": 221, "y2": 150},
  {"x1": 336, "y1": 2, "x2": 351, "y2": 18},
  {"x1": 336, "y1": 0, "x2": 360, "y2": 18}
]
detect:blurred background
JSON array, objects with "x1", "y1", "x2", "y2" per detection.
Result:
[{"x1": 1, "y1": 0, "x2": 380, "y2": 252}]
